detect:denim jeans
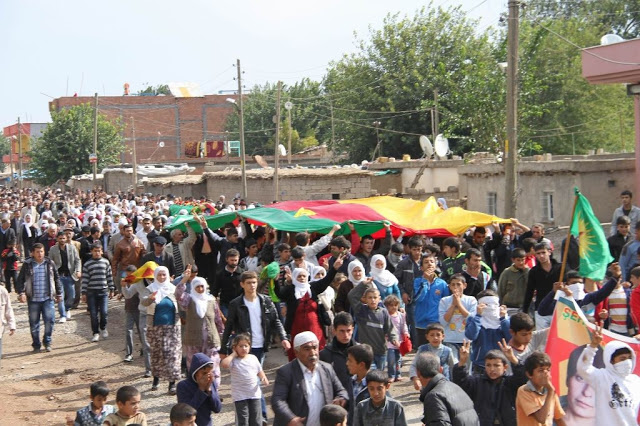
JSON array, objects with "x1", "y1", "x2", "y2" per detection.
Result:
[
  {"x1": 57, "y1": 288, "x2": 66, "y2": 319},
  {"x1": 59, "y1": 276, "x2": 75, "y2": 311},
  {"x1": 139, "y1": 312, "x2": 152, "y2": 372},
  {"x1": 373, "y1": 354, "x2": 387, "y2": 371},
  {"x1": 234, "y1": 399, "x2": 262, "y2": 426},
  {"x1": 125, "y1": 310, "x2": 141, "y2": 357},
  {"x1": 250, "y1": 347, "x2": 267, "y2": 420},
  {"x1": 28, "y1": 299, "x2": 55, "y2": 349},
  {"x1": 387, "y1": 348, "x2": 401, "y2": 379},
  {"x1": 87, "y1": 290, "x2": 109, "y2": 334}
]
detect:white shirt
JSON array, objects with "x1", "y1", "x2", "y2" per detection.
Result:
[
  {"x1": 244, "y1": 297, "x2": 264, "y2": 349},
  {"x1": 230, "y1": 354, "x2": 263, "y2": 402},
  {"x1": 136, "y1": 229, "x2": 149, "y2": 248},
  {"x1": 297, "y1": 360, "x2": 324, "y2": 426}
]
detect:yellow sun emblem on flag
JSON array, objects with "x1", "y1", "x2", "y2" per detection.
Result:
[{"x1": 576, "y1": 210, "x2": 597, "y2": 258}]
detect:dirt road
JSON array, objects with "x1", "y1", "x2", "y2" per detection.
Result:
[{"x1": 0, "y1": 295, "x2": 426, "y2": 425}]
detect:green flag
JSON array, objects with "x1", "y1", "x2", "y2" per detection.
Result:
[{"x1": 569, "y1": 188, "x2": 613, "y2": 280}]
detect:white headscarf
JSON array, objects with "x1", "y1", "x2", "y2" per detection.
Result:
[
  {"x1": 292, "y1": 268, "x2": 311, "y2": 299},
  {"x1": 347, "y1": 260, "x2": 365, "y2": 285},
  {"x1": 478, "y1": 296, "x2": 501, "y2": 329},
  {"x1": 23, "y1": 213, "x2": 33, "y2": 238},
  {"x1": 147, "y1": 266, "x2": 175, "y2": 304},
  {"x1": 310, "y1": 265, "x2": 326, "y2": 283},
  {"x1": 190, "y1": 277, "x2": 213, "y2": 318},
  {"x1": 370, "y1": 254, "x2": 398, "y2": 288}
]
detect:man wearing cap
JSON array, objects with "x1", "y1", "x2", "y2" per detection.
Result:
[
  {"x1": 140, "y1": 236, "x2": 176, "y2": 277},
  {"x1": 272, "y1": 331, "x2": 348, "y2": 426}
]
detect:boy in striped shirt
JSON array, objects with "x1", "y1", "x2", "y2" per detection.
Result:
[{"x1": 81, "y1": 244, "x2": 115, "y2": 342}]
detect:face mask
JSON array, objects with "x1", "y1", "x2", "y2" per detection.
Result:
[{"x1": 613, "y1": 359, "x2": 633, "y2": 376}]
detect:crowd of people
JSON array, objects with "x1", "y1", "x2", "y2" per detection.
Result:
[{"x1": 1, "y1": 187, "x2": 640, "y2": 425}]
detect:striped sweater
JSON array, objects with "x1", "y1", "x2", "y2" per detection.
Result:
[{"x1": 81, "y1": 257, "x2": 115, "y2": 293}]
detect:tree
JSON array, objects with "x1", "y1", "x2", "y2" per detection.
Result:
[
  {"x1": 0, "y1": 137, "x2": 9, "y2": 173},
  {"x1": 29, "y1": 103, "x2": 124, "y2": 185},
  {"x1": 137, "y1": 83, "x2": 171, "y2": 96}
]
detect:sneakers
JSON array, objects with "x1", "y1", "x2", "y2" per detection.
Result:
[
  {"x1": 101, "y1": 329, "x2": 109, "y2": 339},
  {"x1": 124, "y1": 355, "x2": 133, "y2": 363},
  {"x1": 66, "y1": 310, "x2": 72, "y2": 320},
  {"x1": 143, "y1": 371, "x2": 152, "y2": 378},
  {"x1": 91, "y1": 334, "x2": 100, "y2": 342},
  {"x1": 58, "y1": 317, "x2": 67, "y2": 324},
  {"x1": 168, "y1": 382, "x2": 176, "y2": 395},
  {"x1": 45, "y1": 346, "x2": 52, "y2": 352}
]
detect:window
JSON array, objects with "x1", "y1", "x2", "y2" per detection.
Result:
[
  {"x1": 542, "y1": 191, "x2": 554, "y2": 222},
  {"x1": 487, "y1": 192, "x2": 497, "y2": 216}
]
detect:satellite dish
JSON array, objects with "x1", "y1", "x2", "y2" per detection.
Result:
[
  {"x1": 158, "y1": 141, "x2": 165, "y2": 148},
  {"x1": 419, "y1": 135, "x2": 433, "y2": 157},
  {"x1": 434, "y1": 134, "x2": 449, "y2": 158},
  {"x1": 601, "y1": 34, "x2": 624, "y2": 45},
  {"x1": 284, "y1": 101, "x2": 293, "y2": 110},
  {"x1": 278, "y1": 144, "x2": 287, "y2": 156}
]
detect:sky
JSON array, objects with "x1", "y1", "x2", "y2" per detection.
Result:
[{"x1": 0, "y1": 0, "x2": 504, "y2": 127}]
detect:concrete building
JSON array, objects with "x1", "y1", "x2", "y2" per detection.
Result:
[
  {"x1": 458, "y1": 153, "x2": 634, "y2": 227},
  {"x1": 49, "y1": 94, "x2": 237, "y2": 164}
]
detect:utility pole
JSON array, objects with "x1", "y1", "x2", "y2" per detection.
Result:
[
  {"x1": 131, "y1": 117, "x2": 138, "y2": 190},
  {"x1": 17, "y1": 117, "x2": 23, "y2": 189},
  {"x1": 92, "y1": 93, "x2": 98, "y2": 181},
  {"x1": 287, "y1": 106, "x2": 292, "y2": 164},
  {"x1": 237, "y1": 59, "x2": 248, "y2": 200},
  {"x1": 274, "y1": 81, "x2": 282, "y2": 202},
  {"x1": 504, "y1": 0, "x2": 520, "y2": 218}
]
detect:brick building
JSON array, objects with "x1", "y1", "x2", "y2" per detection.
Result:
[{"x1": 49, "y1": 94, "x2": 237, "y2": 164}]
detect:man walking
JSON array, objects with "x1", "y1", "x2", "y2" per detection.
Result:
[{"x1": 49, "y1": 231, "x2": 82, "y2": 323}]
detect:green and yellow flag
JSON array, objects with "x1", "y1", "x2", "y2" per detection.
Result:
[{"x1": 570, "y1": 188, "x2": 613, "y2": 279}]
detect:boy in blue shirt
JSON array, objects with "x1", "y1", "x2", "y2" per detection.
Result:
[
  {"x1": 465, "y1": 289, "x2": 511, "y2": 374},
  {"x1": 410, "y1": 323, "x2": 456, "y2": 389},
  {"x1": 439, "y1": 273, "x2": 478, "y2": 361},
  {"x1": 413, "y1": 253, "x2": 450, "y2": 347},
  {"x1": 67, "y1": 381, "x2": 115, "y2": 426}
]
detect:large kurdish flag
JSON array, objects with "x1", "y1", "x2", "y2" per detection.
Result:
[{"x1": 167, "y1": 195, "x2": 509, "y2": 237}]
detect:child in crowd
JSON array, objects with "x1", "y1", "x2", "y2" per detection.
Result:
[
  {"x1": 384, "y1": 295, "x2": 408, "y2": 382},
  {"x1": 413, "y1": 254, "x2": 450, "y2": 347},
  {"x1": 516, "y1": 352, "x2": 565, "y2": 426},
  {"x1": 348, "y1": 285, "x2": 398, "y2": 370},
  {"x1": 438, "y1": 273, "x2": 477, "y2": 360},
  {"x1": 346, "y1": 343, "x2": 375, "y2": 422},
  {"x1": 103, "y1": 385, "x2": 147, "y2": 426},
  {"x1": 169, "y1": 403, "x2": 197, "y2": 426},
  {"x1": 81, "y1": 244, "x2": 115, "y2": 343},
  {"x1": 220, "y1": 334, "x2": 268, "y2": 426},
  {"x1": 440, "y1": 237, "x2": 465, "y2": 283},
  {"x1": 603, "y1": 267, "x2": 634, "y2": 336},
  {"x1": 577, "y1": 324, "x2": 640, "y2": 425},
  {"x1": 177, "y1": 353, "x2": 222, "y2": 426},
  {"x1": 320, "y1": 404, "x2": 348, "y2": 426},
  {"x1": 353, "y1": 370, "x2": 407, "y2": 426},
  {"x1": 410, "y1": 323, "x2": 456, "y2": 389},
  {"x1": 508, "y1": 312, "x2": 548, "y2": 365},
  {"x1": 239, "y1": 238, "x2": 260, "y2": 272},
  {"x1": 370, "y1": 254, "x2": 402, "y2": 301},
  {"x1": 453, "y1": 340, "x2": 527, "y2": 426},
  {"x1": 465, "y1": 289, "x2": 511, "y2": 374},
  {"x1": 67, "y1": 381, "x2": 115, "y2": 426},
  {"x1": 0, "y1": 282, "x2": 15, "y2": 368},
  {"x1": 1, "y1": 238, "x2": 19, "y2": 293},
  {"x1": 497, "y1": 248, "x2": 529, "y2": 316}
]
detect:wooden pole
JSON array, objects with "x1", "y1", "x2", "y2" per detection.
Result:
[
  {"x1": 273, "y1": 81, "x2": 282, "y2": 202},
  {"x1": 559, "y1": 193, "x2": 580, "y2": 281}
]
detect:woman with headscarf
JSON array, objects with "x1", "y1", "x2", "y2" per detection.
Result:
[
  {"x1": 370, "y1": 254, "x2": 403, "y2": 303},
  {"x1": 275, "y1": 256, "x2": 344, "y2": 361},
  {"x1": 334, "y1": 259, "x2": 367, "y2": 313},
  {"x1": 176, "y1": 273, "x2": 224, "y2": 389},
  {"x1": 20, "y1": 213, "x2": 38, "y2": 257},
  {"x1": 141, "y1": 266, "x2": 181, "y2": 395}
]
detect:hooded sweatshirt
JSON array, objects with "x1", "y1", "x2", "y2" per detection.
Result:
[
  {"x1": 176, "y1": 353, "x2": 222, "y2": 426},
  {"x1": 578, "y1": 340, "x2": 640, "y2": 425}
]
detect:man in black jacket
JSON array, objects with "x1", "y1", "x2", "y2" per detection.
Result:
[
  {"x1": 220, "y1": 270, "x2": 290, "y2": 424},
  {"x1": 211, "y1": 248, "x2": 244, "y2": 317},
  {"x1": 522, "y1": 242, "x2": 562, "y2": 328},
  {"x1": 319, "y1": 312, "x2": 356, "y2": 393},
  {"x1": 394, "y1": 235, "x2": 424, "y2": 343},
  {"x1": 416, "y1": 352, "x2": 479, "y2": 426}
]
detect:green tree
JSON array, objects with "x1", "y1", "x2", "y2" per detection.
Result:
[
  {"x1": 30, "y1": 103, "x2": 124, "y2": 185},
  {"x1": 137, "y1": 83, "x2": 171, "y2": 96},
  {"x1": 0, "y1": 137, "x2": 9, "y2": 172}
]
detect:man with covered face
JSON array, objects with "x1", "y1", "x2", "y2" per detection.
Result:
[{"x1": 272, "y1": 331, "x2": 348, "y2": 426}]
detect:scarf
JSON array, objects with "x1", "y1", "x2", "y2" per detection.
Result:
[
  {"x1": 292, "y1": 268, "x2": 311, "y2": 299},
  {"x1": 147, "y1": 266, "x2": 175, "y2": 304},
  {"x1": 310, "y1": 265, "x2": 326, "y2": 282},
  {"x1": 23, "y1": 214, "x2": 33, "y2": 238},
  {"x1": 190, "y1": 277, "x2": 213, "y2": 318},
  {"x1": 348, "y1": 260, "x2": 365, "y2": 285},
  {"x1": 370, "y1": 254, "x2": 398, "y2": 288},
  {"x1": 478, "y1": 296, "x2": 501, "y2": 329}
]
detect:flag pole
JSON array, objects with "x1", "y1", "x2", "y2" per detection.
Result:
[{"x1": 559, "y1": 191, "x2": 580, "y2": 281}]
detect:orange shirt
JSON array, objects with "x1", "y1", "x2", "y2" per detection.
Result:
[{"x1": 516, "y1": 383, "x2": 565, "y2": 426}]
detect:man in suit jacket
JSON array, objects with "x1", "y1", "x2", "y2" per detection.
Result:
[
  {"x1": 272, "y1": 331, "x2": 348, "y2": 426},
  {"x1": 49, "y1": 231, "x2": 82, "y2": 321}
]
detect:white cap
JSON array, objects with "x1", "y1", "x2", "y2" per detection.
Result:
[{"x1": 293, "y1": 331, "x2": 319, "y2": 348}]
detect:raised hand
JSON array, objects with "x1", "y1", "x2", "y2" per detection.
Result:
[
  {"x1": 497, "y1": 338, "x2": 518, "y2": 364},
  {"x1": 477, "y1": 303, "x2": 486, "y2": 316},
  {"x1": 590, "y1": 323, "x2": 603, "y2": 348},
  {"x1": 333, "y1": 253, "x2": 345, "y2": 270},
  {"x1": 458, "y1": 339, "x2": 471, "y2": 366},
  {"x1": 499, "y1": 304, "x2": 508, "y2": 318}
]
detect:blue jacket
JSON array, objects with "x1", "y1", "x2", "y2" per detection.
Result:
[
  {"x1": 413, "y1": 276, "x2": 450, "y2": 328},
  {"x1": 465, "y1": 315, "x2": 511, "y2": 368},
  {"x1": 537, "y1": 277, "x2": 617, "y2": 317},
  {"x1": 176, "y1": 353, "x2": 222, "y2": 426}
]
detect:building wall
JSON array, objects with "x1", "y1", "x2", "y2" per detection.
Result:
[
  {"x1": 49, "y1": 94, "x2": 236, "y2": 163},
  {"x1": 368, "y1": 159, "x2": 461, "y2": 194},
  {"x1": 144, "y1": 182, "x2": 208, "y2": 199},
  {"x1": 459, "y1": 154, "x2": 634, "y2": 226}
]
